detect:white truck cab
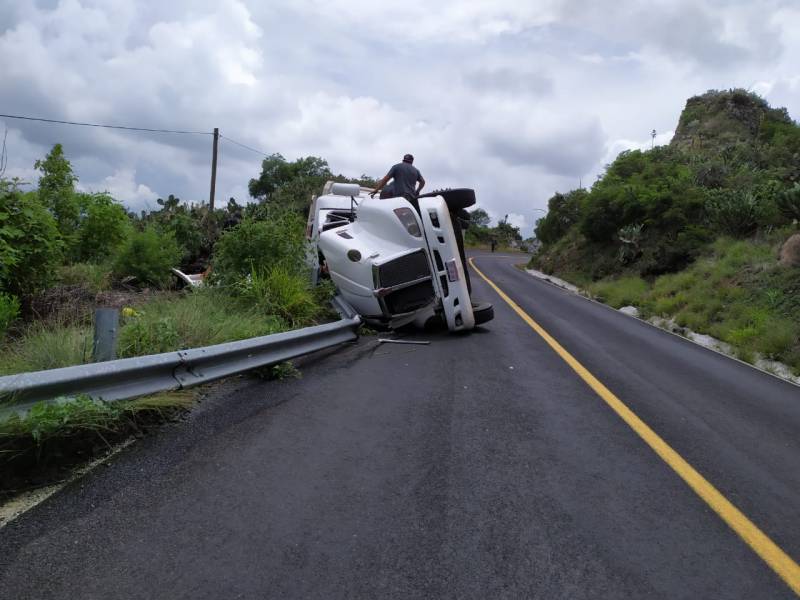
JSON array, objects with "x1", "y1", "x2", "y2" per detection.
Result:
[{"x1": 308, "y1": 182, "x2": 492, "y2": 332}]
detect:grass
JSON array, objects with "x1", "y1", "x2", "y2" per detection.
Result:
[
  {"x1": 0, "y1": 392, "x2": 195, "y2": 495},
  {"x1": 57, "y1": 262, "x2": 113, "y2": 293},
  {"x1": 0, "y1": 287, "x2": 289, "y2": 374},
  {"x1": 579, "y1": 235, "x2": 800, "y2": 374},
  {"x1": 0, "y1": 322, "x2": 93, "y2": 375},
  {"x1": 0, "y1": 281, "x2": 331, "y2": 373},
  {"x1": 236, "y1": 265, "x2": 323, "y2": 327},
  {"x1": 251, "y1": 360, "x2": 302, "y2": 380},
  {"x1": 588, "y1": 276, "x2": 649, "y2": 308},
  {"x1": 117, "y1": 288, "x2": 289, "y2": 357}
]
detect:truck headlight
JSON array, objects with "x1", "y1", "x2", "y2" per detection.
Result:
[
  {"x1": 445, "y1": 259, "x2": 459, "y2": 282},
  {"x1": 393, "y1": 207, "x2": 422, "y2": 237}
]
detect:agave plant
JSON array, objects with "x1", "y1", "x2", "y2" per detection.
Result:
[
  {"x1": 776, "y1": 183, "x2": 800, "y2": 226},
  {"x1": 617, "y1": 223, "x2": 644, "y2": 264}
]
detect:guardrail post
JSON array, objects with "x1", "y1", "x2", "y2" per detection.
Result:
[{"x1": 93, "y1": 308, "x2": 120, "y2": 362}]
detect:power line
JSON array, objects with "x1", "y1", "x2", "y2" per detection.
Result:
[
  {"x1": 0, "y1": 113, "x2": 212, "y2": 136},
  {"x1": 0, "y1": 113, "x2": 269, "y2": 155},
  {"x1": 219, "y1": 134, "x2": 269, "y2": 157}
]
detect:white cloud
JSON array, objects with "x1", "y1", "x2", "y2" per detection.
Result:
[
  {"x1": 0, "y1": 0, "x2": 799, "y2": 234},
  {"x1": 81, "y1": 169, "x2": 158, "y2": 212},
  {"x1": 505, "y1": 212, "x2": 528, "y2": 232},
  {"x1": 601, "y1": 131, "x2": 676, "y2": 169},
  {"x1": 289, "y1": 0, "x2": 562, "y2": 43}
]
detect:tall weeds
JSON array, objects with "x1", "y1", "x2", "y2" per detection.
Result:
[{"x1": 237, "y1": 265, "x2": 320, "y2": 327}]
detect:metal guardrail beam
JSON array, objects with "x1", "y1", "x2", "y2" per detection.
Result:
[{"x1": 0, "y1": 298, "x2": 361, "y2": 415}]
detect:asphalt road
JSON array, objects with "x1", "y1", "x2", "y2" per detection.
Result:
[{"x1": 1, "y1": 252, "x2": 798, "y2": 599}]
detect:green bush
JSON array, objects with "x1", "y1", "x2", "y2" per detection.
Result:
[
  {"x1": 579, "y1": 190, "x2": 627, "y2": 243},
  {"x1": 74, "y1": 193, "x2": 132, "y2": 263},
  {"x1": 113, "y1": 226, "x2": 182, "y2": 288},
  {"x1": 35, "y1": 143, "x2": 80, "y2": 250},
  {"x1": 776, "y1": 183, "x2": 800, "y2": 224},
  {"x1": 0, "y1": 292, "x2": 20, "y2": 339},
  {"x1": 213, "y1": 212, "x2": 306, "y2": 284},
  {"x1": 704, "y1": 189, "x2": 762, "y2": 237},
  {"x1": 119, "y1": 316, "x2": 180, "y2": 357},
  {"x1": 237, "y1": 265, "x2": 320, "y2": 326},
  {"x1": 145, "y1": 195, "x2": 211, "y2": 267},
  {"x1": 0, "y1": 181, "x2": 62, "y2": 295},
  {"x1": 165, "y1": 211, "x2": 206, "y2": 263},
  {"x1": 535, "y1": 190, "x2": 585, "y2": 245}
]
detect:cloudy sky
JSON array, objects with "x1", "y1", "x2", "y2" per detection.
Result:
[{"x1": 1, "y1": 0, "x2": 799, "y2": 236}]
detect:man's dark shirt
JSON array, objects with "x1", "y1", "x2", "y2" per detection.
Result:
[{"x1": 387, "y1": 162, "x2": 422, "y2": 199}]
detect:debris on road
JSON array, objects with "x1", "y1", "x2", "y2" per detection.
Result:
[{"x1": 377, "y1": 339, "x2": 430, "y2": 345}]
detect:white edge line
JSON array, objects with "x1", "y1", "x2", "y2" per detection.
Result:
[{"x1": 0, "y1": 438, "x2": 136, "y2": 529}]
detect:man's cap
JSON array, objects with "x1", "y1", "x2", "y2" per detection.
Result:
[{"x1": 403, "y1": 153, "x2": 414, "y2": 163}]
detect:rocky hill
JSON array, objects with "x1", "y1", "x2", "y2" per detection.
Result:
[{"x1": 671, "y1": 89, "x2": 796, "y2": 156}]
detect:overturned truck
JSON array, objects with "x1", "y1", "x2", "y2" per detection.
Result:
[{"x1": 307, "y1": 182, "x2": 493, "y2": 332}]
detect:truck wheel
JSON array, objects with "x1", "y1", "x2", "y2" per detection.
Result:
[
  {"x1": 472, "y1": 301, "x2": 494, "y2": 325},
  {"x1": 418, "y1": 188, "x2": 476, "y2": 210}
]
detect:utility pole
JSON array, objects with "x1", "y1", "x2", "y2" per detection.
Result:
[
  {"x1": 209, "y1": 127, "x2": 219, "y2": 211},
  {"x1": 651, "y1": 129, "x2": 657, "y2": 149}
]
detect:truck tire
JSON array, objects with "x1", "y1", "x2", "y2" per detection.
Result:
[
  {"x1": 472, "y1": 301, "x2": 494, "y2": 325},
  {"x1": 418, "y1": 188, "x2": 476, "y2": 210}
]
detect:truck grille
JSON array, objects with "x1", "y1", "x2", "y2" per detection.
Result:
[
  {"x1": 385, "y1": 281, "x2": 435, "y2": 314},
  {"x1": 377, "y1": 250, "x2": 431, "y2": 288}
]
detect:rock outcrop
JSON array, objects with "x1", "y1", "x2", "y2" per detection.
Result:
[
  {"x1": 779, "y1": 233, "x2": 800, "y2": 267},
  {"x1": 670, "y1": 89, "x2": 793, "y2": 154}
]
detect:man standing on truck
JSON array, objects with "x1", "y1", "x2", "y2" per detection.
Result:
[{"x1": 370, "y1": 154, "x2": 425, "y2": 204}]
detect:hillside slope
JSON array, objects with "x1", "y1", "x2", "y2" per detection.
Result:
[{"x1": 530, "y1": 89, "x2": 800, "y2": 373}]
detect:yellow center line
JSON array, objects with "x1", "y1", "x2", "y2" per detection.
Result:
[{"x1": 468, "y1": 256, "x2": 800, "y2": 596}]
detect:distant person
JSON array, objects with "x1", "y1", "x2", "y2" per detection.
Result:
[
  {"x1": 490, "y1": 238, "x2": 497, "y2": 253},
  {"x1": 370, "y1": 154, "x2": 425, "y2": 204}
]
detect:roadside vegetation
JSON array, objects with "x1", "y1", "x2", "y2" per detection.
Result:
[
  {"x1": 0, "y1": 147, "x2": 362, "y2": 487},
  {"x1": 0, "y1": 393, "x2": 195, "y2": 496},
  {"x1": 587, "y1": 235, "x2": 800, "y2": 370},
  {"x1": 530, "y1": 89, "x2": 800, "y2": 374},
  {"x1": 463, "y1": 208, "x2": 535, "y2": 251}
]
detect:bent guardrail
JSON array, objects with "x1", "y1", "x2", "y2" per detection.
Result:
[{"x1": 0, "y1": 297, "x2": 361, "y2": 415}]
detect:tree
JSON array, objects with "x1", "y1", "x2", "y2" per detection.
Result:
[
  {"x1": 535, "y1": 190, "x2": 584, "y2": 245},
  {"x1": 0, "y1": 179, "x2": 62, "y2": 295},
  {"x1": 146, "y1": 193, "x2": 211, "y2": 268},
  {"x1": 35, "y1": 144, "x2": 79, "y2": 245},
  {"x1": 248, "y1": 154, "x2": 332, "y2": 200},
  {"x1": 495, "y1": 215, "x2": 522, "y2": 243},
  {"x1": 213, "y1": 212, "x2": 306, "y2": 284},
  {"x1": 469, "y1": 208, "x2": 491, "y2": 227},
  {"x1": 113, "y1": 226, "x2": 182, "y2": 288},
  {"x1": 74, "y1": 193, "x2": 132, "y2": 263},
  {"x1": 227, "y1": 197, "x2": 242, "y2": 213},
  {"x1": 156, "y1": 194, "x2": 181, "y2": 211}
]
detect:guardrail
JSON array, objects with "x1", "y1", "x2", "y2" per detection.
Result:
[{"x1": 0, "y1": 296, "x2": 361, "y2": 415}]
